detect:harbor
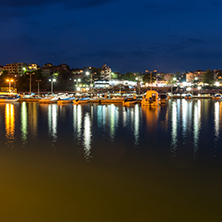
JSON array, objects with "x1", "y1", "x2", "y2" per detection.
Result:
[{"x1": 2, "y1": 90, "x2": 222, "y2": 105}]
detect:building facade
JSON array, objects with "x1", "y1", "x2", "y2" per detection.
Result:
[
  {"x1": 100, "y1": 64, "x2": 112, "y2": 80},
  {"x1": 186, "y1": 70, "x2": 206, "y2": 83},
  {"x1": 3, "y1": 62, "x2": 29, "y2": 74}
]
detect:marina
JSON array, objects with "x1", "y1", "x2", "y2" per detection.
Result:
[{"x1": 3, "y1": 90, "x2": 222, "y2": 106}]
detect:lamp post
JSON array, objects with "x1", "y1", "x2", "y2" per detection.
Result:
[
  {"x1": 171, "y1": 77, "x2": 176, "y2": 95},
  {"x1": 36, "y1": 80, "x2": 41, "y2": 95},
  {"x1": 6, "y1": 79, "x2": 14, "y2": 92},
  {"x1": 49, "y1": 78, "x2": 56, "y2": 93},
  {"x1": 86, "y1": 71, "x2": 93, "y2": 93},
  {"x1": 26, "y1": 72, "x2": 35, "y2": 94}
]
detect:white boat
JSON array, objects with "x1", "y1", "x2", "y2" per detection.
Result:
[
  {"x1": 73, "y1": 97, "x2": 90, "y2": 104},
  {"x1": 100, "y1": 96, "x2": 125, "y2": 104},
  {"x1": 39, "y1": 96, "x2": 58, "y2": 103},
  {"x1": 141, "y1": 90, "x2": 160, "y2": 106},
  {"x1": 0, "y1": 94, "x2": 20, "y2": 103},
  {"x1": 57, "y1": 94, "x2": 75, "y2": 104},
  {"x1": 184, "y1": 93, "x2": 192, "y2": 99},
  {"x1": 212, "y1": 94, "x2": 222, "y2": 100},
  {"x1": 57, "y1": 97, "x2": 75, "y2": 104},
  {"x1": 89, "y1": 97, "x2": 106, "y2": 103}
]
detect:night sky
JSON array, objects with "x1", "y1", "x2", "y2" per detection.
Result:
[{"x1": 1, "y1": 0, "x2": 222, "y2": 73}]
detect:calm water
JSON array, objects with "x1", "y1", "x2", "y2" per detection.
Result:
[{"x1": 0, "y1": 99, "x2": 222, "y2": 221}]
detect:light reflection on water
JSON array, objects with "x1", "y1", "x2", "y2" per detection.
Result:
[
  {"x1": 0, "y1": 100, "x2": 222, "y2": 221},
  {"x1": 48, "y1": 104, "x2": 58, "y2": 143},
  {"x1": 171, "y1": 100, "x2": 177, "y2": 155},
  {"x1": 21, "y1": 102, "x2": 28, "y2": 145},
  {"x1": 5, "y1": 103, "x2": 15, "y2": 149},
  {"x1": 193, "y1": 100, "x2": 201, "y2": 157},
  {"x1": 0, "y1": 100, "x2": 222, "y2": 161},
  {"x1": 83, "y1": 112, "x2": 91, "y2": 160}
]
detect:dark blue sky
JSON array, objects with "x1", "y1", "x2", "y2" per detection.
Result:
[{"x1": 1, "y1": 0, "x2": 222, "y2": 73}]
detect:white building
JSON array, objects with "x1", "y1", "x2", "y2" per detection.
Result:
[{"x1": 100, "y1": 64, "x2": 112, "y2": 80}]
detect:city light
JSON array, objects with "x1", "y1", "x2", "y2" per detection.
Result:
[
  {"x1": 49, "y1": 78, "x2": 56, "y2": 93},
  {"x1": 6, "y1": 79, "x2": 14, "y2": 92},
  {"x1": 215, "y1": 82, "x2": 220, "y2": 86}
]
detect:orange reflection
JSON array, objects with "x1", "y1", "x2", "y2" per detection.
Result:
[
  {"x1": 142, "y1": 106, "x2": 159, "y2": 132},
  {"x1": 28, "y1": 103, "x2": 37, "y2": 136},
  {"x1": 5, "y1": 103, "x2": 15, "y2": 148}
]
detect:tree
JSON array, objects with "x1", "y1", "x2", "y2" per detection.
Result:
[
  {"x1": 203, "y1": 69, "x2": 214, "y2": 84},
  {"x1": 142, "y1": 73, "x2": 156, "y2": 83},
  {"x1": 122, "y1": 72, "x2": 136, "y2": 81},
  {"x1": 114, "y1": 71, "x2": 122, "y2": 80}
]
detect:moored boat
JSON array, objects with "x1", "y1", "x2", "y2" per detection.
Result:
[
  {"x1": 122, "y1": 97, "x2": 137, "y2": 106},
  {"x1": 100, "y1": 96, "x2": 125, "y2": 104},
  {"x1": 73, "y1": 97, "x2": 90, "y2": 104},
  {"x1": 57, "y1": 97, "x2": 75, "y2": 104},
  {"x1": 57, "y1": 94, "x2": 75, "y2": 104},
  {"x1": 39, "y1": 96, "x2": 58, "y2": 103},
  {"x1": 212, "y1": 94, "x2": 222, "y2": 100},
  {"x1": 159, "y1": 93, "x2": 169, "y2": 104},
  {"x1": 184, "y1": 93, "x2": 193, "y2": 99},
  {"x1": 141, "y1": 90, "x2": 160, "y2": 106},
  {"x1": 89, "y1": 96, "x2": 106, "y2": 103},
  {"x1": 0, "y1": 93, "x2": 20, "y2": 103}
]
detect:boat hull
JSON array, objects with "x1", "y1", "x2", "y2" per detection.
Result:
[
  {"x1": 123, "y1": 101, "x2": 137, "y2": 106},
  {"x1": 73, "y1": 99, "x2": 89, "y2": 105},
  {"x1": 0, "y1": 98, "x2": 20, "y2": 103}
]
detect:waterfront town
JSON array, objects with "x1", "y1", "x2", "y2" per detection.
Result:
[{"x1": 0, "y1": 62, "x2": 222, "y2": 94}]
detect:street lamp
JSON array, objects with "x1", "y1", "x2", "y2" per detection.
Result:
[
  {"x1": 86, "y1": 71, "x2": 93, "y2": 92},
  {"x1": 26, "y1": 72, "x2": 35, "y2": 94},
  {"x1": 6, "y1": 79, "x2": 14, "y2": 92},
  {"x1": 36, "y1": 80, "x2": 41, "y2": 95},
  {"x1": 49, "y1": 78, "x2": 56, "y2": 93}
]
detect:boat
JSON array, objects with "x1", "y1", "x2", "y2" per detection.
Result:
[
  {"x1": 57, "y1": 97, "x2": 75, "y2": 104},
  {"x1": 212, "y1": 94, "x2": 222, "y2": 100},
  {"x1": 19, "y1": 94, "x2": 42, "y2": 102},
  {"x1": 0, "y1": 93, "x2": 20, "y2": 103},
  {"x1": 184, "y1": 93, "x2": 193, "y2": 99},
  {"x1": 73, "y1": 97, "x2": 90, "y2": 104},
  {"x1": 122, "y1": 97, "x2": 137, "y2": 106},
  {"x1": 159, "y1": 93, "x2": 169, "y2": 104},
  {"x1": 57, "y1": 94, "x2": 75, "y2": 104},
  {"x1": 89, "y1": 96, "x2": 106, "y2": 103},
  {"x1": 39, "y1": 96, "x2": 58, "y2": 103},
  {"x1": 141, "y1": 90, "x2": 160, "y2": 106},
  {"x1": 100, "y1": 96, "x2": 125, "y2": 104}
]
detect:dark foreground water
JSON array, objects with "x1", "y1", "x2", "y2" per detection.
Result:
[{"x1": 0, "y1": 99, "x2": 222, "y2": 221}]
